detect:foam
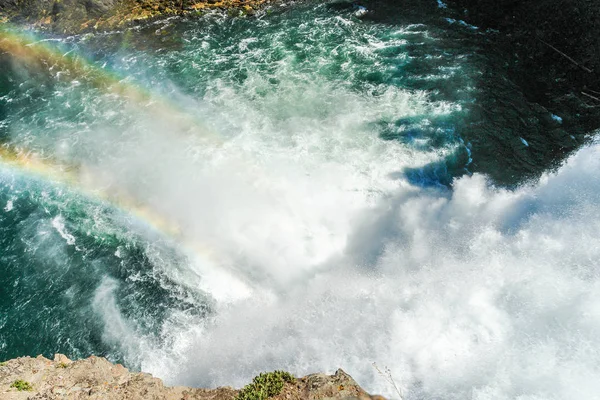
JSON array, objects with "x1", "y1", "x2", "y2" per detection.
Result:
[
  {"x1": 132, "y1": 140, "x2": 600, "y2": 400},
  {"x1": 51, "y1": 216, "x2": 77, "y2": 246}
]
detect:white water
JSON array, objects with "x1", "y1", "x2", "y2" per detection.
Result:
[
  {"x1": 82, "y1": 72, "x2": 600, "y2": 399},
  {"x1": 126, "y1": 139, "x2": 600, "y2": 400}
]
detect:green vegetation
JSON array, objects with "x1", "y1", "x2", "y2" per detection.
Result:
[
  {"x1": 236, "y1": 371, "x2": 295, "y2": 400},
  {"x1": 10, "y1": 379, "x2": 33, "y2": 391},
  {"x1": 0, "y1": 361, "x2": 6, "y2": 367},
  {"x1": 57, "y1": 362, "x2": 69, "y2": 368}
]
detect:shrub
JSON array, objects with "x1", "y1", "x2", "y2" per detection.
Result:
[
  {"x1": 10, "y1": 379, "x2": 33, "y2": 391},
  {"x1": 236, "y1": 371, "x2": 295, "y2": 400}
]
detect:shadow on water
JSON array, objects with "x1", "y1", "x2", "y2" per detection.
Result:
[{"x1": 333, "y1": 0, "x2": 596, "y2": 188}]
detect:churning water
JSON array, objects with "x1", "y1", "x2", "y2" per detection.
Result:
[{"x1": 1, "y1": 1, "x2": 599, "y2": 399}]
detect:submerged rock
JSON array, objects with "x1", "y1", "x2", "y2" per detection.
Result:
[{"x1": 0, "y1": 354, "x2": 385, "y2": 399}]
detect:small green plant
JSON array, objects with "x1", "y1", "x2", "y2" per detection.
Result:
[
  {"x1": 57, "y1": 362, "x2": 69, "y2": 368},
  {"x1": 10, "y1": 379, "x2": 33, "y2": 391},
  {"x1": 0, "y1": 361, "x2": 6, "y2": 367},
  {"x1": 236, "y1": 370, "x2": 295, "y2": 400}
]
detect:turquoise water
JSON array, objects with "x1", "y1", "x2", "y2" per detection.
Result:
[{"x1": 1, "y1": 1, "x2": 600, "y2": 399}]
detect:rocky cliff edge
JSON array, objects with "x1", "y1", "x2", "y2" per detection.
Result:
[
  {"x1": 0, "y1": 354, "x2": 385, "y2": 400},
  {"x1": 0, "y1": 0, "x2": 274, "y2": 33}
]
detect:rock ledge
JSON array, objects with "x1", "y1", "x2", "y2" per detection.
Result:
[
  {"x1": 0, "y1": 0, "x2": 276, "y2": 33},
  {"x1": 0, "y1": 354, "x2": 385, "y2": 400}
]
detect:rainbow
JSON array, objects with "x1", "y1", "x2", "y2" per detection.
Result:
[
  {"x1": 0, "y1": 26, "x2": 220, "y2": 246},
  {"x1": 0, "y1": 25, "x2": 222, "y2": 144},
  {"x1": 0, "y1": 144, "x2": 183, "y2": 239},
  {"x1": 0, "y1": 142, "x2": 224, "y2": 263}
]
